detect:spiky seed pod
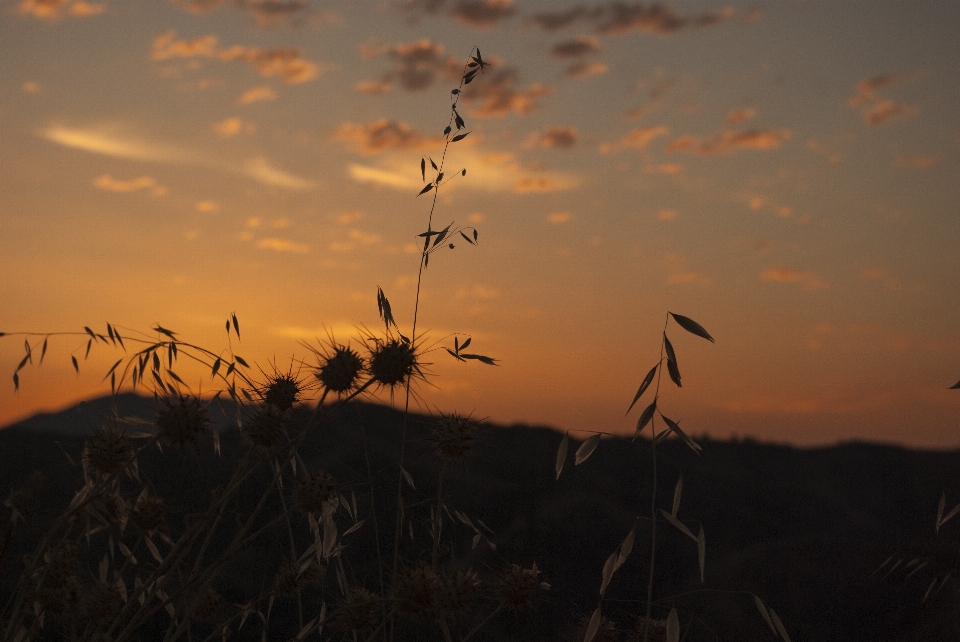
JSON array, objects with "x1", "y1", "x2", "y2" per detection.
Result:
[
  {"x1": 190, "y1": 587, "x2": 223, "y2": 622},
  {"x1": 316, "y1": 345, "x2": 365, "y2": 394},
  {"x1": 437, "y1": 569, "x2": 480, "y2": 614},
  {"x1": 293, "y1": 472, "x2": 337, "y2": 515},
  {"x1": 628, "y1": 617, "x2": 668, "y2": 642},
  {"x1": 156, "y1": 395, "x2": 209, "y2": 450},
  {"x1": 430, "y1": 413, "x2": 478, "y2": 461},
  {"x1": 394, "y1": 563, "x2": 443, "y2": 615},
  {"x1": 83, "y1": 421, "x2": 134, "y2": 478},
  {"x1": 242, "y1": 404, "x2": 287, "y2": 450},
  {"x1": 274, "y1": 560, "x2": 301, "y2": 595},
  {"x1": 495, "y1": 563, "x2": 541, "y2": 612},
  {"x1": 369, "y1": 337, "x2": 417, "y2": 387},
  {"x1": 263, "y1": 373, "x2": 300, "y2": 411},
  {"x1": 332, "y1": 588, "x2": 379, "y2": 632},
  {"x1": 575, "y1": 613, "x2": 620, "y2": 642},
  {"x1": 132, "y1": 492, "x2": 166, "y2": 533}
]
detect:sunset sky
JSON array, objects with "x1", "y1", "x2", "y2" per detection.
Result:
[{"x1": 1, "y1": 0, "x2": 958, "y2": 447}]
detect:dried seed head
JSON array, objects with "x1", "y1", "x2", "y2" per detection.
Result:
[
  {"x1": 437, "y1": 569, "x2": 480, "y2": 614},
  {"x1": 293, "y1": 472, "x2": 337, "y2": 515},
  {"x1": 132, "y1": 491, "x2": 166, "y2": 533},
  {"x1": 394, "y1": 563, "x2": 442, "y2": 615},
  {"x1": 332, "y1": 587, "x2": 380, "y2": 632},
  {"x1": 628, "y1": 617, "x2": 668, "y2": 642},
  {"x1": 315, "y1": 345, "x2": 365, "y2": 395},
  {"x1": 495, "y1": 563, "x2": 541, "y2": 612},
  {"x1": 369, "y1": 337, "x2": 418, "y2": 388},
  {"x1": 263, "y1": 373, "x2": 300, "y2": 412},
  {"x1": 430, "y1": 412, "x2": 478, "y2": 461},
  {"x1": 577, "y1": 612, "x2": 620, "y2": 642},
  {"x1": 274, "y1": 560, "x2": 301, "y2": 595},
  {"x1": 156, "y1": 396, "x2": 209, "y2": 450},
  {"x1": 190, "y1": 587, "x2": 223, "y2": 622},
  {"x1": 30, "y1": 543, "x2": 82, "y2": 614},
  {"x1": 82, "y1": 581, "x2": 120, "y2": 625},
  {"x1": 242, "y1": 404, "x2": 287, "y2": 450},
  {"x1": 83, "y1": 421, "x2": 134, "y2": 478}
]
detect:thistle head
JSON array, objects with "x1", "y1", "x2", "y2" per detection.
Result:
[
  {"x1": 242, "y1": 404, "x2": 287, "y2": 450},
  {"x1": 132, "y1": 489, "x2": 166, "y2": 533},
  {"x1": 262, "y1": 372, "x2": 301, "y2": 412},
  {"x1": 156, "y1": 395, "x2": 209, "y2": 450},
  {"x1": 368, "y1": 335, "x2": 419, "y2": 388},
  {"x1": 495, "y1": 563, "x2": 542, "y2": 612},
  {"x1": 332, "y1": 587, "x2": 380, "y2": 632},
  {"x1": 394, "y1": 562, "x2": 442, "y2": 616},
  {"x1": 293, "y1": 471, "x2": 337, "y2": 515},
  {"x1": 430, "y1": 412, "x2": 479, "y2": 461},
  {"x1": 83, "y1": 420, "x2": 134, "y2": 479},
  {"x1": 314, "y1": 343, "x2": 365, "y2": 395}
]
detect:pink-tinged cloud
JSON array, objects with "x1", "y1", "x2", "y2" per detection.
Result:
[
  {"x1": 171, "y1": 0, "x2": 226, "y2": 14},
  {"x1": 614, "y1": 125, "x2": 670, "y2": 151},
  {"x1": 354, "y1": 81, "x2": 392, "y2": 95},
  {"x1": 513, "y1": 175, "x2": 578, "y2": 193},
  {"x1": 847, "y1": 74, "x2": 917, "y2": 126},
  {"x1": 460, "y1": 68, "x2": 553, "y2": 117},
  {"x1": 243, "y1": 0, "x2": 308, "y2": 26},
  {"x1": 644, "y1": 163, "x2": 683, "y2": 175},
  {"x1": 667, "y1": 129, "x2": 790, "y2": 155},
  {"x1": 334, "y1": 119, "x2": 442, "y2": 154},
  {"x1": 565, "y1": 61, "x2": 609, "y2": 79},
  {"x1": 18, "y1": 0, "x2": 104, "y2": 20},
  {"x1": 529, "y1": 3, "x2": 735, "y2": 36},
  {"x1": 725, "y1": 107, "x2": 756, "y2": 124},
  {"x1": 151, "y1": 31, "x2": 321, "y2": 84},
  {"x1": 93, "y1": 174, "x2": 167, "y2": 196},
  {"x1": 896, "y1": 154, "x2": 941, "y2": 168},
  {"x1": 550, "y1": 36, "x2": 602, "y2": 58},
  {"x1": 760, "y1": 267, "x2": 827, "y2": 291},
  {"x1": 256, "y1": 238, "x2": 310, "y2": 253},
  {"x1": 532, "y1": 126, "x2": 579, "y2": 149},
  {"x1": 22, "y1": 81, "x2": 41, "y2": 93},
  {"x1": 662, "y1": 252, "x2": 709, "y2": 285}
]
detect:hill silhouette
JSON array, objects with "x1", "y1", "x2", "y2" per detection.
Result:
[{"x1": 2, "y1": 394, "x2": 958, "y2": 640}]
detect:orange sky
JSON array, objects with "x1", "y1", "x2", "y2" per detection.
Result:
[{"x1": 1, "y1": 0, "x2": 959, "y2": 446}]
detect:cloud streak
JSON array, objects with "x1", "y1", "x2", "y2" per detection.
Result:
[
  {"x1": 760, "y1": 267, "x2": 827, "y2": 291},
  {"x1": 529, "y1": 3, "x2": 735, "y2": 36},
  {"x1": 847, "y1": 74, "x2": 918, "y2": 126},
  {"x1": 667, "y1": 129, "x2": 790, "y2": 155},
  {"x1": 334, "y1": 119, "x2": 442, "y2": 154}
]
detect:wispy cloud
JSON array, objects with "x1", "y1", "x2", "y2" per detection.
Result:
[
  {"x1": 547, "y1": 211, "x2": 572, "y2": 224},
  {"x1": 460, "y1": 67, "x2": 553, "y2": 117},
  {"x1": 529, "y1": 3, "x2": 735, "y2": 36},
  {"x1": 550, "y1": 36, "x2": 602, "y2": 58},
  {"x1": 662, "y1": 252, "x2": 709, "y2": 285},
  {"x1": 18, "y1": 0, "x2": 104, "y2": 20},
  {"x1": 725, "y1": 107, "x2": 756, "y2": 124},
  {"x1": 330, "y1": 229, "x2": 382, "y2": 252},
  {"x1": 847, "y1": 74, "x2": 918, "y2": 126},
  {"x1": 667, "y1": 129, "x2": 790, "y2": 155},
  {"x1": 238, "y1": 85, "x2": 278, "y2": 104},
  {"x1": 565, "y1": 61, "x2": 609, "y2": 79},
  {"x1": 605, "y1": 125, "x2": 670, "y2": 152},
  {"x1": 334, "y1": 119, "x2": 442, "y2": 154},
  {"x1": 760, "y1": 267, "x2": 827, "y2": 291},
  {"x1": 42, "y1": 123, "x2": 315, "y2": 190},
  {"x1": 359, "y1": 40, "x2": 461, "y2": 93},
  {"x1": 212, "y1": 117, "x2": 254, "y2": 138},
  {"x1": 171, "y1": 0, "x2": 315, "y2": 26},
  {"x1": 256, "y1": 238, "x2": 310, "y2": 253},
  {"x1": 527, "y1": 126, "x2": 579, "y2": 150},
  {"x1": 151, "y1": 31, "x2": 322, "y2": 85},
  {"x1": 896, "y1": 154, "x2": 941, "y2": 168},
  {"x1": 397, "y1": 0, "x2": 515, "y2": 29},
  {"x1": 93, "y1": 174, "x2": 167, "y2": 196}
]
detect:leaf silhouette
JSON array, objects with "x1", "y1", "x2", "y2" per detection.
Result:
[
  {"x1": 584, "y1": 607, "x2": 601, "y2": 642},
  {"x1": 666, "y1": 607, "x2": 679, "y2": 642},
  {"x1": 951, "y1": 380, "x2": 960, "y2": 389},
  {"x1": 459, "y1": 353, "x2": 498, "y2": 365},
  {"x1": 235, "y1": 356, "x2": 249, "y2": 368},
  {"x1": 555, "y1": 432, "x2": 569, "y2": 480},
  {"x1": 418, "y1": 184, "x2": 434, "y2": 196},
  {"x1": 451, "y1": 132, "x2": 470, "y2": 142},
  {"x1": 575, "y1": 433, "x2": 601, "y2": 465},
  {"x1": 232, "y1": 313, "x2": 241, "y2": 340},
  {"x1": 421, "y1": 158, "x2": 426, "y2": 180},
  {"x1": 667, "y1": 358, "x2": 682, "y2": 388},
  {"x1": 634, "y1": 399, "x2": 657, "y2": 437},
  {"x1": 670, "y1": 312, "x2": 715, "y2": 343},
  {"x1": 71, "y1": 356, "x2": 79, "y2": 374},
  {"x1": 660, "y1": 413, "x2": 701, "y2": 454},
  {"x1": 626, "y1": 363, "x2": 657, "y2": 414}
]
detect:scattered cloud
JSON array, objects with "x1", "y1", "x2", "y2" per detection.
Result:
[
  {"x1": 238, "y1": 85, "x2": 278, "y2": 104},
  {"x1": 337, "y1": 211, "x2": 364, "y2": 224},
  {"x1": 529, "y1": 3, "x2": 735, "y2": 36},
  {"x1": 18, "y1": 0, "x2": 104, "y2": 20},
  {"x1": 461, "y1": 67, "x2": 554, "y2": 117},
  {"x1": 397, "y1": 0, "x2": 515, "y2": 29},
  {"x1": 896, "y1": 154, "x2": 941, "y2": 168},
  {"x1": 242, "y1": 0, "x2": 309, "y2": 26},
  {"x1": 256, "y1": 238, "x2": 310, "y2": 253},
  {"x1": 806, "y1": 139, "x2": 842, "y2": 164},
  {"x1": 334, "y1": 119, "x2": 441, "y2": 154},
  {"x1": 667, "y1": 128, "x2": 790, "y2": 154},
  {"x1": 347, "y1": 164, "x2": 421, "y2": 190},
  {"x1": 658, "y1": 209, "x2": 678, "y2": 220},
  {"x1": 360, "y1": 40, "x2": 461, "y2": 93},
  {"x1": 42, "y1": 124, "x2": 187, "y2": 162},
  {"x1": 608, "y1": 125, "x2": 670, "y2": 151},
  {"x1": 662, "y1": 252, "x2": 709, "y2": 285},
  {"x1": 725, "y1": 107, "x2": 756, "y2": 124},
  {"x1": 170, "y1": 0, "x2": 226, "y2": 14},
  {"x1": 547, "y1": 211, "x2": 572, "y2": 224},
  {"x1": 330, "y1": 229, "x2": 382, "y2": 252},
  {"x1": 847, "y1": 74, "x2": 917, "y2": 126},
  {"x1": 565, "y1": 61, "x2": 609, "y2": 78},
  {"x1": 152, "y1": 31, "x2": 322, "y2": 85},
  {"x1": 760, "y1": 267, "x2": 827, "y2": 291},
  {"x1": 354, "y1": 80, "x2": 392, "y2": 95},
  {"x1": 93, "y1": 174, "x2": 167, "y2": 196},
  {"x1": 644, "y1": 163, "x2": 683, "y2": 175},
  {"x1": 196, "y1": 200, "x2": 220, "y2": 212},
  {"x1": 212, "y1": 117, "x2": 254, "y2": 137},
  {"x1": 21, "y1": 81, "x2": 41, "y2": 93},
  {"x1": 243, "y1": 157, "x2": 315, "y2": 190},
  {"x1": 550, "y1": 36, "x2": 602, "y2": 58},
  {"x1": 528, "y1": 126, "x2": 578, "y2": 150}
]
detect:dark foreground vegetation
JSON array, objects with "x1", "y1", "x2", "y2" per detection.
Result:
[{"x1": 2, "y1": 394, "x2": 957, "y2": 641}]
